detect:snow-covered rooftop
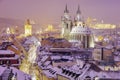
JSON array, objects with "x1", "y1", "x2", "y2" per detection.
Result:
[
  {"x1": 0, "y1": 55, "x2": 19, "y2": 60},
  {"x1": 0, "y1": 66, "x2": 31, "y2": 80},
  {"x1": 0, "y1": 50, "x2": 14, "y2": 55}
]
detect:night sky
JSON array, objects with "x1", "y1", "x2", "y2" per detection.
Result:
[{"x1": 0, "y1": 0, "x2": 120, "y2": 26}]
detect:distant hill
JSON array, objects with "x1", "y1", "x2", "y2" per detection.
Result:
[
  {"x1": 0, "y1": 17, "x2": 25, "y2": 34},
  {"x1": 0, "y1": 17, "x2": 24, "y2": 28},
  {"x1": 0, "y1": 17, "x2": 60, "y2": 33}
]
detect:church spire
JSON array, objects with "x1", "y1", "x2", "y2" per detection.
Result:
[
  {"x1": 64, "y1": 4, "x2": 69, "y2": 13},
  {"x1": 76, "y1": 5, "x2": 82, "y2": 21},
  {"x1": 77, "y1": 5, "x2": 81, "y2": 14},
  {"x1": 26, "y1": 19, "x2": 30, "y2": 25}
]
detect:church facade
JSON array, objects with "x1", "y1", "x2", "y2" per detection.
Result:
[{"x1": 61, "y1": 5, "x2": 94, "y2": 48}]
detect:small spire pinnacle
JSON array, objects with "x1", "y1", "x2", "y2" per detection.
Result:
[
  {"x1": 64, "y1": 4, "x2": 69, "y2": 13},
  {"x1": 77, "y1": 5, "x2": 81, "y2": 14}
]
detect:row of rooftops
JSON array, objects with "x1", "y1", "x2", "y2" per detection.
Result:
[
  {"x1": 0, "y1": 42, "x2": 13, "y2": 50},
  {"x1": 38, "y1": 57, "x2": 98, "y2": 80},
  {"x1": 0, "y1": 41, "x2": 21, "y2": 67},
  {"x1": 42, "y1": 37, "x2": 67, "y2": 42},
  {"x1": 37, "y1": 50, "x2": 120, "y2": 80},
  {"x1": 37, "y1": 35, "x2": 120, "y2": 79}
]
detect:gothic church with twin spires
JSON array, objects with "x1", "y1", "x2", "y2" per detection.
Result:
[
  {"x1": 61, "y1": 5, "x2": 84, "y2": 39},
  {"x1": 61, "y1": 5, "x2": 94, "y2": 48}
]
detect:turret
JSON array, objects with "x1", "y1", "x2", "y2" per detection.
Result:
[
  {"x1": 76, "y1": 5, "x2": 82, "y2": 21},
  {"x1": 77, "y1": 5, "x2": 81, "y2": 14},
  {"x1": 24, "y1": 19, "x2": 32, "y2": 37},
  {"x1": 61, "y1": 4, "x2": 72, "y2": 40},
  {"x1": 63, "y1": 4, "x2": 70, "y2": 20},
  {"x1": 75, "y1": 5, "x2": 84, "y2": 26},
  {"x1": 64, "y1": 4, "x2": 69, "y2": 13},
  {"x1": 26, "y1": 19, "x2": 31, "y2": 25}
]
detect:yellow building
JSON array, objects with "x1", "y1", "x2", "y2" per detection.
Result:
[
  {"x1": 41, "y1": 25, "x2": 61, "y2": 38},
  {"x1": 6, "y1": 27, "x2": 16, "y2": 34},
  {"x1": 45, "y1": 25, "x2": 54, "y2": 32},
  {"x1": 93, "y1": 23, "x2": 116, "y2": 29},
  {"x1": 24, "y1": 19, "x2": 32, "y2": 37}
]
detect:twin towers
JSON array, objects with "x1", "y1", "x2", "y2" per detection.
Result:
[
  {"x1": 61, "y1": 5, "x2": 94, "y2": 48},
  {"x1": 62, "y1": 4, "x2": 83, "y2": 21},
  {"x1": 61, "y1": 5, "x2": 84, "y2": 39}
]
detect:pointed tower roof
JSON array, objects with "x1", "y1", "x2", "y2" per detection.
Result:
[
  {"x1": 64, "y1": 4, "x2": 69, "y2": 13},
  {"x1": 77, "y1": 5, "x2": 81, "y2": 14},
  {"x1": 26, "y1": 19, "x2": 30, "y2": 25}
]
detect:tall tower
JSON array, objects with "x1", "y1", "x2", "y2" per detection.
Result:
[
  {"x1": 61, "y1": 5, "x2": 72, "y2": 40},
  {"x1": 24, "y1": 19, "x2": 32, "y2": 37},
  {"x1": 74, "y1": 5, "x2": 84, "y2": 27}
]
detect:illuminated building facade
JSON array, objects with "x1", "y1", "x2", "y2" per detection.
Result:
[
  {"x1": 93, "y1": 23, "x2": 116, "y2": 29},
  {"x1": 24, "y1": 19, "x2": 32, "y2": 37},
  {"x1": 41, "y1": 25, "x2": 61, "y2": 38},
  {"x1": 69, "y1": 26, "x2": 94, "y2": 48},
  {"x1": 6, "y1": 27, "x2": 16, "y2": 34}
]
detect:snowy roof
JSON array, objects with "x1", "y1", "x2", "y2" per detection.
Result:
[
  {"x1": 105, "y1": 45, "x2": 113, "y2": 49},
  {"x1": 114, "y1": 55, "x2": 120, "y2": 61},
  {"x1": 40, "y1": 51, "x2": 52, "y2": 55},
  {"x1": 87, "y1": 70, "x2": 120, "y2": 79},
  {"x1": 43, "y1": 65, "x2": 61, "y2": 78},
  {"x1": 0, "y1": 55, "x2": 19, "y2": 60},
  {"x1": 24, "y1": 36, "x2": 40, "y2": 46},
  {"x1": 70, "y1": 26, "x2": 91, "y2": 34},
  {"x1": 51, "y1": 55, "x2": 73, "y2": 61},
  {"x1": 49, "y1": 48, "x2": 71, "y2": 52},
  {"x1": 10, "y1": 67, "x2": 31, "y2": 80},
  {"x1": 102, "y1": 71, "x2": 120, "y2": 79},
  {"x1": 0, "y1": 66, "x2": 6, "y2": 75},
  {"x1": 0, "y1": 50, "x2": 15, "y2": 55},
  {"x1": 11, "y1": 45, "x2": 18, "y2": 50},
  {"x1": 51, "y1": 56, "x2": 61, "y2": 60},
  {"x1": 41, "y1": 56, "x2": 49, "y2": 62},
  {"x1": 56, "y1": 63, "x2": 106, "y2": 79},
  {"x1": 69, "y1": 40, "x2": 82, "y2": 43},
  {"x1": 57, "y1": 67, "x2": 79, "y2": 80},
  {"x1": 0, "y1": 66, "x2": 31, "y2": 80},
  {"x1": 44, "y1": 61, "x2": 51, "y2": 66}
]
